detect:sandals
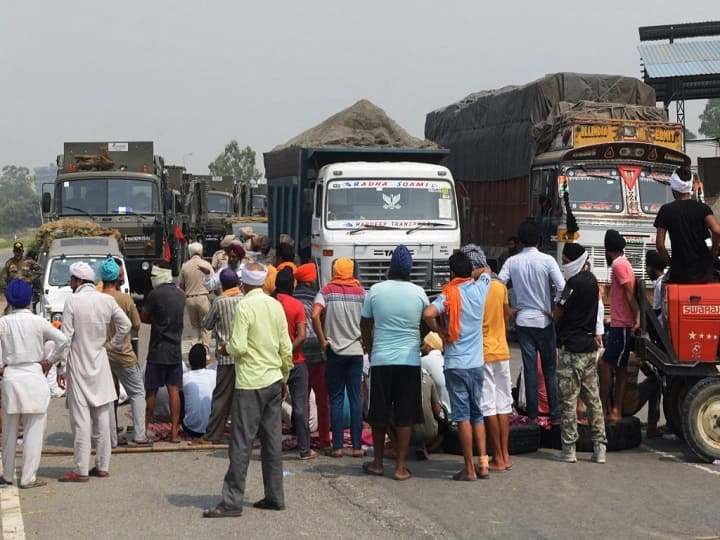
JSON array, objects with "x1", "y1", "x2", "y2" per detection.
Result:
[
  {"x1": 253, "y1": 498, "x2": 285, "y2": 511},
  {"x1": 392, "y1": 468, "x2": 412, "y2": 481},
  {"x1": 89, "y1": 468, "x2": 109, "y2": 478},
  {"x1": 20, "y1": 479, "x2": 47, "y2": 489},
  {"x1": 58, "y1": 471, "x2": 89, "y2": 483},
  {"x1": 202, "y1": 506, "x2": 243, "y2": 518},
  {"x1": 352, "y1": 449, "x2": 366, "y2": 458},
  {"x1": 475, "y1": 455, "x2": 490, "y2": 480},
  {"x1": 299, "y1": 450, "x2": 318, "y2": 460},
  {"x1": 452, "y1": 470, "x2": 477, "y2": 482},
  {"x1": 325, "y1": 449, "x2": 343, "y2": 458}
]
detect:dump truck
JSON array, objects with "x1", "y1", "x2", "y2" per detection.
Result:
[
  {"x1": 426, "y1": 73, "x2": 690, "y2": 284},
  {"x1": 41, "y1": 141, "x2": 185, "y2": 295}
]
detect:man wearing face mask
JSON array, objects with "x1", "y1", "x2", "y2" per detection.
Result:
[{"x1": 552, "y1": 243, "x2": 607, "y2": 464}]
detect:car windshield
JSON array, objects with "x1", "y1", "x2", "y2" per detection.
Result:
[
  {"x1": 566, "y1": 169, "x2": 623, "y2": 213},
  {"x1": 208, "y1": 193, "x2": 232, "y2": 213},
  {"x1": 325, "y1": 179, "x2": 457, "y2": 229},
  {"x1": 638, "y1": 174, "x2": 672, "y2": 214},
  {"x1": 48, "y1": 256, "x2": 118, "y2": 286},
  {"x1": 59, "y1": 178, "x2": 160, "y2": 215}
]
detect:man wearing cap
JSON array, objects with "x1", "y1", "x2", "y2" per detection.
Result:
[
  {"x1": 58, "y1": 262, "x2": 132, "y2": 482},
  {"x1": 203, "y1": 262, "x2": 293, "y2": 518},
  {"x1": 498, "y1": 220, "x2": 565, "y2": 425},
  {"x1": 552, "y1": 243, "x2": 607, "y2": 464},
  {"x1": 99, "y1": 258, "x2": 151, "y2": 447},
  {"x1": 600, "y1": 229, "x2": 640, "y2": 424},
  {"x1": 179, "y1": 242, "x2": 213, "y2": 349},
  {"x1": 463, "y1": 243, "x2": 514, "y2": 473},
  {"x1": 361, "y1": 245, "x2": 429, "y2": 481},
  {"x1": 311, "y1": 258, "x2": 366, "y2": 458},
  {"x1": 3, "y1": 241, "x2": 42, "y2": 297},
  {"x1": 142, "y1": 264, "x2": 186, "y2": 443},
  {"x1": 0, "y1": 280, "x2": 67, "y2": 488},
  {"x1": 196, "y1": 267, "x2": 244, "y2": 444},
  {"x1": 654, "y1": 166, "x2": 720, "y2": 284},
  {"x1": 211, "y1": 235, "x2": 236, "y2": 272}
]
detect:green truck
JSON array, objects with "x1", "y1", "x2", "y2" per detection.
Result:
[{"x1": 41, "y1": 141, "x2": 185, "y2": 296}]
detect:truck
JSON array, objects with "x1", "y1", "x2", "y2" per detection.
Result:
[
  {"x1": 41, "y1": 141, "x2": 185, "y2": 296},
  {"x1": 263, "y1": 146, "x2": 461, "y2": 293},
  {"x1": 425, "y1": 73, "x2": 690, "y2": 285}
]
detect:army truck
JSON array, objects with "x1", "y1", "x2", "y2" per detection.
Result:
[{"x1": 41, "y1": 141, "x2": 185, "y2": 296}]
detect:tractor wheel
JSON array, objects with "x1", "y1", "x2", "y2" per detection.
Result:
[
  {"x1": 681, "y1": 377, "x2": 720, "y2": 463},
  {"x1": 663, "y1": 377, "x2": 689, "y2": 439}
]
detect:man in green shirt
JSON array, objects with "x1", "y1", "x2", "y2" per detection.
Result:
[{"x1": 203, "y1": 262, "x2": 293, "y2": 518}]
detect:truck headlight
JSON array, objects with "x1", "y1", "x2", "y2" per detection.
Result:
[{"x1": 141, "y1": 261, "x2": 151, "y2": 271}]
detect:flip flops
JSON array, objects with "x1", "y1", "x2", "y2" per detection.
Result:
[
  {"x1": 20, "y1": 479, "x2": 47, "y2": 489},
  {"x1": 325, "y1": 449, "x2": 343, "y2": 458},
  {"x1": 299, "y1": 450, "x2": 318, "y2": 460},
  {"x1": 202, "y1": 506, "x2": 243, "y2": 518},
  {"x1": 452, "y1": 471, "x2": 477, "y2": 482},
  {"x1": 89, "y1": 468, "x2": 109, "y2": 478},
  {"x1": 392, "y1": 469, "x2": 412, "y2": 481},
  {"x1": 253, "y1": 498, "x2": 285, "y2": 511},
  {"x1": 361, "y1": 461, "x2": 384, "y2": 477},
  {"x1": 58, "y1": 472, "x2": 89, "y2": 483}
]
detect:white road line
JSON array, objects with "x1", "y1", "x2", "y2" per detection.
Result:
[
  {"x1": 640, "y1": 444, "x2": 720, "y2": 477},
  {"x1": 0, "y1": 484, "x2": 26, "y2": 540}
]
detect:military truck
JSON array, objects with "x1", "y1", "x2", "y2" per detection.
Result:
[{"x1": 41, "y1": 141, "x2": 185, "y2": 296}]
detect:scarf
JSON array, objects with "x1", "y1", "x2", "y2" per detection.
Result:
[
  {"x1": 561, "y1": 251, "x2": 589, "y2": 281},
  {"x1": 442, "y1": 277, "x2": 472, "y2": 343},
  {"x1": 222, "y1": 287, "x2": 241, "y2": 297}
]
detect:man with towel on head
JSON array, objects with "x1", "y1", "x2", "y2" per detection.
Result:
[
  {"x1": 654, "y1": 166, "x2": 720, "y2": 284},
  {"x1": 0, "y1": 279, "x2": 67, "y2": 488},
  {"x1": 58, "y1": 262, "x2": 132, "y2": 482}
]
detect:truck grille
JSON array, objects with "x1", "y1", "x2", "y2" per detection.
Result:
[
  {"x1": 356, "y1": 259, "x2": 432, "y2": 290},
  {"x1": 587, "y1": 244, "x2": 660, "y2": 286}
]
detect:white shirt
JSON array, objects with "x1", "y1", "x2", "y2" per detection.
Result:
[
  {"x1": 182, "y1": 368, "x2": 216, "y2": 433},
  {"x1": 421, "y1": 349, "x2": 451, "y2": 414},
  {"x1": 498, "y1": 247, "x2": 565, "y2": 328}
]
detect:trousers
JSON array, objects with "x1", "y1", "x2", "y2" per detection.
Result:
[{"x1": 2, "y1": 412, "x2": 46, "y2": 486}]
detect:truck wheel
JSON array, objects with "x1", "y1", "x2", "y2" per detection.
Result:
[
  {"x1": 681, "y1": 377, "x2": 720, "y2": 463},
  {"x1": 663, "y1": 377, "x2": 688, "y2": 439}
]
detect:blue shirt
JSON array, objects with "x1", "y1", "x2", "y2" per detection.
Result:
[
  {"x1": 431, "y1": 274, "x2": 491, "y2": 370},
  {"x1": 361, "y1": 280, "x2": 429, "y2": 367},
  {"x1": 497, "y1": 247, "x2": 565, "y2": 328}
]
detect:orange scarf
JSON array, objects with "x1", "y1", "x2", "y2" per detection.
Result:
[
  {"x1": 442, "y1": 277, "x2": 472, "y2": 343},
  {"x1": 330, "y1": 276, "x2": 362, "y2": 288}
]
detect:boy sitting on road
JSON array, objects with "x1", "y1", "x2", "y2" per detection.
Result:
[{"x1": 182, "y1": 344, "x2": 216, "y2": 439}]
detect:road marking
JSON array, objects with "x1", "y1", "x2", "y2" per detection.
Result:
[
  {"x1": 640, "y1": 444, "x2": 720, "y2": 477},
  {"x1": 1, "y1": 484, "x2": 26, "y2": 540}
]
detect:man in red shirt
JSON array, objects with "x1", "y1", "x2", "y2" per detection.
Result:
[
  {"x1": 274, "y1": 267, "x2": 317, "y2": 460},
  {"x1": 599, "y1": 229, "x2": 640, "y2": 423}
]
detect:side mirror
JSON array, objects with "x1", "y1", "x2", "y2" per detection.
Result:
[{"x1": 42, "y1": 192, "x2": 52, "y2": 213}]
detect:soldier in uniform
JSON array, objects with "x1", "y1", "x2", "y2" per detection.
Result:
[
  {"x1": 3, "y1": 242, "x2": 43, "y2": 310},
  {"x1": 552, "y1": 242, "x2": 607, "y2": 464}
]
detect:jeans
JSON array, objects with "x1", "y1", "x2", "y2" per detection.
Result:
[
  {"x1": 325, "y1": 349, "x2": 363, "y2": 450},
  {"x1": 516, "y1": 324, "x2": 559, "y2": 419}
]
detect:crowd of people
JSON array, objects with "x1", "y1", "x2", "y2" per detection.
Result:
[{"x1": 0, "y1": 167, "x2": 717, "y2": 518}]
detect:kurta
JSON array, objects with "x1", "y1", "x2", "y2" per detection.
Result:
[{"x1": 61, "y1": 283, "x2": 131, "y2": 407}]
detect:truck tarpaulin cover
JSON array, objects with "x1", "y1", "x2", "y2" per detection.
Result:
[
  {"x1": 424, "y1": 73, "x2": 659, "y2": 182},
  {"x1": 264, "y1": 99, "x2": 439, "y2": 179}
]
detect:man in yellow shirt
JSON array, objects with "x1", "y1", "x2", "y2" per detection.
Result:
[{"x1": 203, "y1": 262, "x2": 293, "y2": 518}]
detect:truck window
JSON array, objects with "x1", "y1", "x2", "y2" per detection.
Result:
[
  {"x1": 638, "y1": 174, "x2": 672, "y2": 214},
  {"x1": 207, "y1": 193, "x2": 232, "y2": 213},
  {"x1": 314, "y1": 184, "x2": 323, "y2": 218}
]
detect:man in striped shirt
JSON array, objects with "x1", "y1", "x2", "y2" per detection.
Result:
[{"x1": 196, "y1": 268, "x2": 243, "y2": 444}]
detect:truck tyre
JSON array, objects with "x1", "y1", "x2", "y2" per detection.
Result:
[
  {"x1": 663, "y1": 377, "x2": 688, "y2": 439},
  {"x1": 681, "y1": 377, "x2": 720, "y2": 463}
]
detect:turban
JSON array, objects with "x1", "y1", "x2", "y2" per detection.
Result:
[
  {"x1": 220, "y1": 235, "x2": 235, "y2": 248},
  {"x1": 275, "y1": 267, "x2": 295, "y2": 295},
  {"x1": 562, "y1": 242, "x2": 586, "y2": 261},
  {"x1": 389, "y1": 245, "x2": 412, "y2": 278},
  {"x1": 295, "y1": 263, "x2": 317, "y2": 283},
  {"x1": 150, "y1": 265, "x2": 173, "y2": 289},
  {"x1": 70, "y1": 262, "x2": 95, "y2": 282},
  {"x1": 188, "y1": 242, "x2": 203, "y2": 257},
  {"x1": 263, "y1": 264, "x2": 278, "y2": 295},
  {"x1": 645, "y1": 251, "x2": 666, "y2": 271},
  {"x1": 333, "y1": 258, "x2": 354, "y2": 279},
  {"x1": 604, "y1": 229, "x2": 626, "y2": 252},
  {"x1": 99, "y1": 258, "x2": 120, "y2": 282},
  {"x1": 5, "y1": 279, "x2": 32, "y2": 308},
  {"x1": 423, "y1": 332, "x2": 443, "y2": 352},
  {"x1": 670, "y1": 171, "x2": 692, "y2": 194},
  {"x1": 242, "y1": 264, "x2": 268, "y2": 287},
  {"x1": 219, "y1": 267, "x2": 239, "y2": 289},
  {"x1": 561, "y1": 243, "x2": 589, "y2": 280},
  {"x1": 461, "y1": 243, "x2": 488, "y2": 270},
  {"x1": 228, "y1": 241, "x2": 246, "y2": 260}
]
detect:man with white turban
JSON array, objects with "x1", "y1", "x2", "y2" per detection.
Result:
[
  {"x1": 58, "y1": 262, "x2": 132, "y2": 482},
  {"x1": 655, "y1": 166, "x2": 720, "y2": 283}
]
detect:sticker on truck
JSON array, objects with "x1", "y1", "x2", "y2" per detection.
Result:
[{"x1": 108, "y1": 143, "x2": 129, "y2": 152}]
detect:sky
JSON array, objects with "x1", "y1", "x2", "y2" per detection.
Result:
[{"x1": 1, "y1": 1, "x2": 717, "y2": 175}]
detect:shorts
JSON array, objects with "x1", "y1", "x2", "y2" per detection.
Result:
[
  {"x1": 367, "y1": 365, "x2": 422, "y2": 427},
  {"x1": 480, "y1": 361, "x2": 513, "y2": 416},
  {"x1": 445, "y1": 367, "x2": 485, "y2": 425},
  {"x1": 144, "y1": 362, "x2": 183, "y2": 390},
  {"x1": 602, "y1": 327, "x2": 634, "y2": 368}
]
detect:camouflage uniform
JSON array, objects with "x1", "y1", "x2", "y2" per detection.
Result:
[
  {"x1": 557, "y1": 349, "x2": 607, "y2": 446},
  {"x1": 4, "y1": 256, "x2": 43, "y2": 289}
]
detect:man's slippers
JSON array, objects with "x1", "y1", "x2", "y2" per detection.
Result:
[
  {"x1": 253, "y1": 498, "x2": 285, "y2": 511},
  {"x1": 202, "y1": 506, "x2": 243, "y2": 518},
  {"x1": 392, "y1": 469, "x2": 412, "y2": 481},
  {"x1": 58, "y1": 472, "x2": 89, "y2": 483},
  {"x1": 19, "y1": 479, "x2": 47, "y2": 489},
  {"x1": 361, "y1": 461, "x2": 384, "y2": 477},
  {"x1": 452, "y1": 471, "x2": 477, "y2": 482},
  {"x1": 88, "y1": 468, "x2": 109, "y2": 478}
]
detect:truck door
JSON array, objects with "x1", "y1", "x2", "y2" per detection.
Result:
[{"x1": 311, "y1": 181, "x2": 323, "y2": 277}]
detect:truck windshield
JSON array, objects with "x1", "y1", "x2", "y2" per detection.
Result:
[
  {"x1": 208, "y1": 193, "x2": 232, "y2": 214},
  {"x1": 566, "y1": 169, "x2": 623, "y2": 213},
  {"x1": 638, "y1": 174, "x2": 672, "y2": 214},
  {"x1": 59, "y1": 178, "x2": 160, "y2": 215},
  {"x1": 48, "y1": 256, "x2": 115, "y2": 286},
  {"x1": 325, "y1": 179, "x2": 457, "y2": 229}
]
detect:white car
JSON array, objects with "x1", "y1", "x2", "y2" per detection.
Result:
[{"x1": 36, "y1": 236, "x2": 130, "y2": 323}]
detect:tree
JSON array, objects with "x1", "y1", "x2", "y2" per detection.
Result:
[
  {"x1": 0, "y1": 166, "x2": 41, "y2": 234},
  {"x1": 684, "y1": 127, "x2": 697, "y2": 140},
  {"x1": 699, "y1": 98, "x2": 720, "y2": 138},
  {"x1": 208, "y1": 141, "x2": 262, "y2": 186}
]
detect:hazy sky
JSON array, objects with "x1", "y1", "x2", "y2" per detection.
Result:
[{"x1": 1, "y1": 1, "x2": 716, "y2": 175}]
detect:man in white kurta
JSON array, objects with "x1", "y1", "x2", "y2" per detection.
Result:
[
  {"x1": 58, "y1": 262, "x2": 131, "y2": 482},
  {"x1": 0, "y1": 279, "x2": 68, "y2": 488}
]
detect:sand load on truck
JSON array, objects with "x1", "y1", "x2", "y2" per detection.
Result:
[{"x1": 36, "y1": 218, "x2": 123, "y2": 253}]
